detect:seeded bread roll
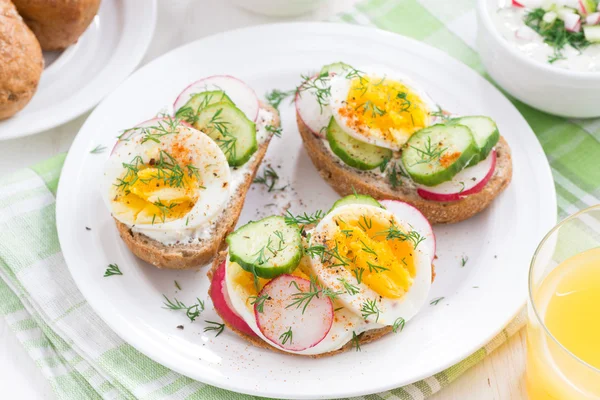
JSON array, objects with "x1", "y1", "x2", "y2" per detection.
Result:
[
  {"x1": 12, "y1": 0, "x2": 101, "y2": 51},
  {"x1": 0, "y1": 0, "x2": 43, "y2": 120}
]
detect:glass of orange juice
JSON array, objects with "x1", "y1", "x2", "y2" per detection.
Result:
[{"x1": 526, "y1": 205, "x2": 600, "y2": 399}]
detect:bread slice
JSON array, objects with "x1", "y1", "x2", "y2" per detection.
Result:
[
  {"x1": 208, "y1": 251, "x2": 393, "y2": 358},
  {"x1": 297, "y1": 113, "x2": 513, "y2": 224},
  {"x1": 114, "y1": 103, "x2": 279, "y2": 270}
]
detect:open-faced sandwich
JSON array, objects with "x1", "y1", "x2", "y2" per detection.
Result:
[
  {"x1": 295, "y1": 63, "x2": 513, "y2": 224},
  {"x1": 208, "y1": 195, "x2": 435, "y2": 356},
  {"x1": 103, "y1": 76, "x2": 280, "y2": 269}
]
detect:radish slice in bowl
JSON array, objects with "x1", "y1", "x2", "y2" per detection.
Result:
[
  {"x1": 173, "y1": 75, "x2": 260, "y2": 122},
  {"x1": 255, "y1": 275, "x2": 333, "y2": 351},
  {"x1": 111, "y1": 117, "x2": 192, "y2": 155},
  {"x1": 417, "y1": 150, "x2": 497, "y2": 202},
  {"x1": 210, "y1": 261, "x2": 257, "y2": 338},
  {"x1": 379, "y1": 200, "x2": 436, "y2": 262},
  {"x1": 295, "y1": 75, "x2": 333, "y2": 138}
]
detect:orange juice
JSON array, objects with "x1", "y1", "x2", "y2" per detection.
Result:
[{"x1": 526, "y1": 247, "x2": 600, "y2": 399}]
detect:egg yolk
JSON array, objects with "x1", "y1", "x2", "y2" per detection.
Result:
[
  {"x1": 327, "y1": 215, "x2": 416, "y2": 299},
  {"x1": 112, "y1": 157, "x2": 202, "y2": 225},
  {"x1": 338, "y1": 76, "x2": 429, "y2": 147}
]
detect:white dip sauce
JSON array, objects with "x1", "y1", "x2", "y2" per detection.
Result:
[{"x1": 492, "y1": 3, "x2": 600, "y2": 71}]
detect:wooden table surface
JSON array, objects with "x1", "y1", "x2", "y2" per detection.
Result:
[{"x1": 0, "y1": 0, "x2": 528, "y2": 398}]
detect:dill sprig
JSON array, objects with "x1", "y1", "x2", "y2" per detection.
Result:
[
  {"x1": 249, "y1": 294, "x2": 270, "y2": 313},
  {"x1": 356, "y1": 100, "x2": 386, "y2": 118},
  {"x1": 374, "y1": 222, "x2": 425, "y2": 249},
  {"x1": 396, "y1": 92, "x2": 412, "y2": 112},
  {"x1": 524, "y1": 7, "x2": 590, "y2": 64},
  {"x1": 304, "y1": 242, "x2": 351, "y2": 268},
  {"x1": 296, "y1": 72, "x2": 332, "y2": 113},
  {"x1": 265, "y1": 124, "x2": 282, "y2": 137},
  {"x1": 279, "y1": 327, "x2": 293, "y2": 345},
  {"x1": 284, "y1": 210, "x2": 324, "y2": 226},
  {"x1": 367, "y1": 262, "x2": 389, "y2": 273},
  {"x1": 265, "y1": 89, "x2": 295, "y2": 110},
  {"x1": 140, "y1": 117, "x2": 181, "y2": 144},
  {"x1": 286, "y1": 276, "x2": 342, "y2": 314},
  {"x1": 153, "y1": 199, "x2": 178, "y2": 223},
  {"x1": 351, "y1": 331, "x2": 361, "y2": 351},
  {"x1": 461, "y1": 255, "x2": 468, "y2": 267},
  {"x1": 431, "y1": 106, "x2": 451, "y2": 121},
  {"x1": 410, "y1": 136, "x2": 447, "y2": 167},
  {"x1": 430, "y1": 297, "x2": 444, "y2": 306},
  {"x1": 360, "y1": 299, "x2": 380, "y2": 322},
  {"x1": 175, "y1": 92, "x2": 227, "y2": 124},
  {"x1": 353, "y1": 267, "x2": 364, "y2": 284},
  {"x1": 359, "y1": 240, "x2": 378, "y2": 257},
  {"x1": 253, "y1": 166, "x2": 286, "y2": 192},
  {"x1": 103, "y1": 263, "x2": 122, "y2": 277},
  {"x1": 204, "y1": 321, "x2": 225, "y2": 337},
  {"x1": 162, "y1": 296, "x2": 205, "y2": 322},
  {"x1": 392, "y1": 317, "x2": 406, "y2": 333},
  {"x1": 337, "y1": 277, "x2": 360, "y2": 295},
  {"x1": 90, "y1": 145, "x2": 107, "y2": 154},
  {"x1": 206, "y1": 108, "x2": 237, "y2": 161}
]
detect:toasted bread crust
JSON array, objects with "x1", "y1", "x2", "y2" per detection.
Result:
[
  {"x1": 208, "y1": 251, "x2": 393, "y2": 358},
  {"x1": 114, "y1": 104, "x2": 279, "y2": 270},
  {"x1": 297, "y1": 112, "x2": 513, "y2": 224}
]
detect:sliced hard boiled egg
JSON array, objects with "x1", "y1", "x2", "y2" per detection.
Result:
[
  {"x1": 329, "y1": 66, "x2": 437, "y2": 151},
  {"x1": 308, "y1": 204, "x2": 433, "y2": 326},
  {"x1": 103, "y1": 118, "x2": 231, "y2": 232},
  {"x1": 225, "y1": 257, "x2": 371, "y2": 355}
]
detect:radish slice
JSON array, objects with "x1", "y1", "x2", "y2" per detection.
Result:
[
  {"x1": 210, "y1": 261, "x2": 257, "y2": 338},
  {"x1": 295, "y1": 75, "x2": 332, "y2": 138},
  {"x1": 586, "y1": 12, "x2": 600, "y2": 24},
  {"x1": 111, "y1": 117, "x2": 192, "y2": 155},
  {"x1": 173, "y1": 75, "x2": 259, "y2": 122},
  {"x1": 564, "y1": 13, "x2": 582, "y2": 31},
  {"x1": 514, "y1": 0, "x2": 543, "y2": 7},
  {"x1": 579, "y1": 0, "x2": 597, "y2": 14},
  {"x1": 379, "y1": 200, "x2": 436, "y2": 262},
  {"x1": 417, "y1": 150, "x2": 497, "y2": 202},
  {"x1": 255, "y1": 275, "x2": 333, "y2": 351}
]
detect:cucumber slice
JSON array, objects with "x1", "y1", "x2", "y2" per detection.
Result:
[
  {"x1": 452, "y1": 116, "x2": 499, "y2": 163},
  {"x1": 585, "y1": 25, "x2": 600, "y2": 43},
  {"x1": 227, "y1": 216, "x2": 303, "y2": 279},
  {"x1": 174, "y1": 91, "x2": 234, "y2": 123},
  {"x1": 195, "y1": 102, "x2": 257, "y2": 167},
  {"x1": 327, "y1": 118, "x2": 392, "y2": 171},
  {"x1": 319, "y1": 62, "x2": 353, "y2": 76},
  {"x1": 329, "y1": 194, "x2": 383, "y2": 213},
  {"x1": 401, "y1": 124, "x2": 478, "y2": 186}
]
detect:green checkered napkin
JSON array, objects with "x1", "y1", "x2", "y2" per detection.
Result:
[{"x1": 1, "y1": 0, "x2": 598, "y2": 399}]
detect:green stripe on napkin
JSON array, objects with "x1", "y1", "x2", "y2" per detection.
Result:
[{"x1": 1, "y1": 0, "x2": 598, "y2": 399}]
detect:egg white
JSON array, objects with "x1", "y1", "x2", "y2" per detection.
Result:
[
  {"x1": 329, "y1": 65, "x2": 438, "y2": 151},
  {"x1": 308, "y1": 204, "x2": 433, "y2": 326},
  {"x1": 103, "y1": 123, "x2": 231, "y2": 234}
]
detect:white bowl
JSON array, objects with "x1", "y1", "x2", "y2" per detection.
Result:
[
  {"x1": 476, "y1": 0, "x2": 600, "y2": 118},
  {"x1": 228, "y1": 0, "x2": 327, "y2": 17}
]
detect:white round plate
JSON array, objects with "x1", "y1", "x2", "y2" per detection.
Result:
[
  {"x1": 0, "y1": 0, "x2": 156, "y2": 140},
  {"x1": 56, "y1": 23, "x2": 556, "y2": 399}
]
